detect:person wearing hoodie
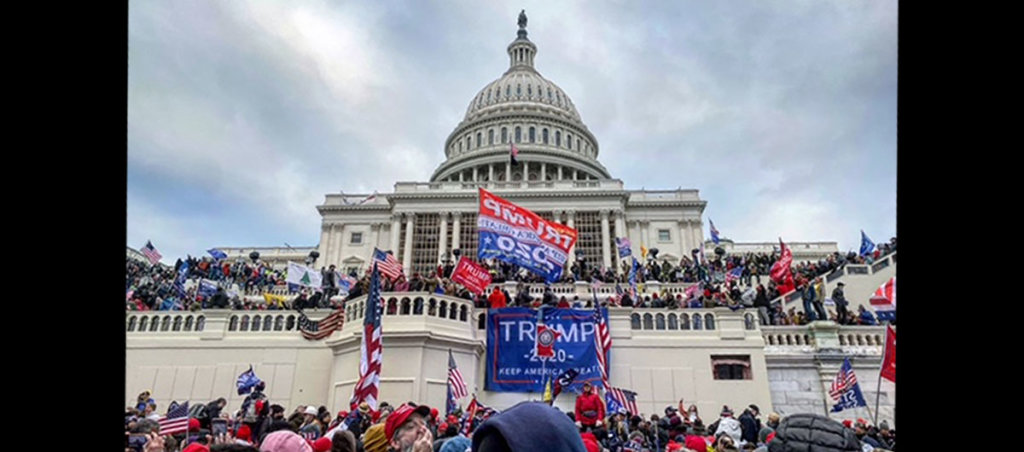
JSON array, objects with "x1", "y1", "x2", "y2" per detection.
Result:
[{"x1": 711, "y1": 406, "x2": 742, "y2": 445}]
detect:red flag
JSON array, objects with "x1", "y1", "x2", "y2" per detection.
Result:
[
  {"x1": 880, "y1": 325, "x2": 896, "y2": 382},
  {"x1": 451, "y1": 257, "x2": 492, "y2": 295},
  {"x1": 536, "y1": 324, "x2": 561, "y2": 358},
  {"x1": 462, "y1": 397, "x2": 479, "y2": 436},
  {"x1": 770, "y1": 239, "x2": 795, "y2": 294}
]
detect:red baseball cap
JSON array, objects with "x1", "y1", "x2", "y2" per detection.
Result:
[{"x1": 384, "y1": 404, "x2": 431, "y2": 441}]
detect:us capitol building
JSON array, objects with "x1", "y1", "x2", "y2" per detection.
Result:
[{"x1": 127, "y1": 13, "x2": 895, "y2": 426}]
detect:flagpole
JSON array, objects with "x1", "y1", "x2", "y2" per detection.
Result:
[{"x1": 873, "y1": 328, "x2": 888, "y2": 426}]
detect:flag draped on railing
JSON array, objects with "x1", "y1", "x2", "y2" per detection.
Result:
[{"x1": 297, "y1": 308, "x2": 345, "y2": 340}]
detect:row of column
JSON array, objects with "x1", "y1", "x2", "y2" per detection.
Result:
[
  {"x1": 451, "y1": 162, "x2": 588, "y2": 182},
  {"x1": 624, "y1": 219, "x2": 703, "y2": 259},
  {"x1": 321, "y1": 221, "x2": 389, "y2": 268}
]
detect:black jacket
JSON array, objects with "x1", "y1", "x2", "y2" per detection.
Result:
[
  {"x1": 768, "y1": 414, "x2": 861, "y2": 452},
  {"x1": 738, "y1": 410, "x2": 759, "y2": 443}
]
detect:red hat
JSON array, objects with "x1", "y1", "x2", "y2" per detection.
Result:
[
  {"x1": 188, "y1": 418, "x2": 201, "y2": 432},
  {"x1": 430, "y1": 408, "x2": 439, "y2": 420},
  {"x1": 182, "y1": 443, "x2": 210, "y2": 452},
  {"x1": 312, "y1": 437, "x2": 333, "y2": 452},
  {"x1": 439, "y1": 422, "x2": 449, "y2": 433},
  {"x1": 842, "y1": 420, "x2": 852, "y2": 428},
  {"x1": 236, "y1": 424, "x2": 252, "y2": 441},
  {"x1": 447, "y1": 415, "x2": 458, "y2": 424},
  {"x1": 385, "y1": 404, "x2": 431, "y2": 441},
  {"x1": 338, "y1": 410, "x2": 348, "y2": 418},
  {"x1": 685, "y1": 436, "x2": 707, "y2": 451},
  {"x1": 580, "y1": 432, "x2": 600, "y2": 452}
]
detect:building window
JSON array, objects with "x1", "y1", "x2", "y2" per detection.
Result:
[
  {"x1": 476, "y1": 132, "x2": 482, "y2": 148},
  {"x1": 529, "y1": 127, "x2": 535, "y2": 143},
  {"x1": 542, "y1": 129, "x2": 549, "y2": 144},
  {"x1": 577, "y1": 139, "x2": 581, "y2": 151},
  {"x1": 501, "y1": 127, "x2": 508, "y2": 143},
  {"x1": 555, "y1": 131, "x2": 561, "y2": 147},
  {"x1": 527, "y1": 85, "x2": 532, "y2": 96},
  {"x1": 351, "y1": 232, "x2": 363, "y2": 244},
  {"x1": 658, "y1": 229, "x2": 671, "y2": 242},
  {"x1": 489, "y1": 129, "x2": 494, "y2": 145},
  {"x1": 567, "y1": 134, "x2": 573, "y2": 149},
  {"x1": 517, "y1": 84, "x2": 521, "y2": 96},
  {"x1": 515, "y1": 127, "x2": 522, "y2": 143},
  {"x1": 458, "y1": 141, "x2": 462, "y2": 152},
  {"x1": 711, "y1": 355, "x2": 753, "y2": 380}
]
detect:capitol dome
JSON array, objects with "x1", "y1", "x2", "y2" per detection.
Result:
[{"x1": 430, "y1": 11, "x2": 611, "y2": 183}]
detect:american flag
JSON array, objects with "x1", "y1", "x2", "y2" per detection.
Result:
[
  {"x1": 462, "y1": 397, "x2": 479, "y2": 435},
  {"x1": 372, "y1": 248, "x2": 404, "y2": 281},
  {"x1": 142, "y1": 241, "x2": 163, "y2": 266},
  {"x1": 606, "y1": 387, "x2": 639, "y2": 416},
  {"x1": 157, "y1": 401, "x2": 190, "y2": 435},
  {"x1": 592, "y1": 308, "x2": 611, "y2": 386},
  {"x1": 297, "y1": 308, "x2": 346, "y2": 341},
  {"x1": 448, "y1": 349, "x2": 469, "y2": 400},
  {"x1": 828, "y1": 358, "x2": 859, "y2": 401},
  {"x1": 724, "y1": 266, "x2": 744, "y2": 286},
  {"x1": 350, "y1": 263, "x2": 383, "y2": 410},
  {"x1": 870, "y1": 276, "x2": 896, "y2": 322}
]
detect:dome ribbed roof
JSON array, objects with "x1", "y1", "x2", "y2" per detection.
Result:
[{"x1": 463, "y1": 70, "x2": 581, "y2": 123}]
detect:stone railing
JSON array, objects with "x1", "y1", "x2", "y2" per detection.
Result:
[
  {"x1": 343, "y1": 292, "x2": 477, "y2": 328},
  {"x1": 761, "y1": 324, "x2": 889, "y2": 355},
  {"x1": 483, "y1": 281, "x2": 700, "y2": 300},
  {"x1": 627, "y1": 309, "x2": 723, "y2": 331},
  {"x1": 774, "y1": 252, "x2": 896, "y2": 306},
  {"x1": 126, "y1": 311, "x2": 208, "y2": 333},
  {"x1": 393, "y1": 179, "x2": 624, "y2": 193}
]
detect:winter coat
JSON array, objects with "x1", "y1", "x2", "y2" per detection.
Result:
[
  {"x1": 738, "y1": 411, "x2": 760, "y2": 443},
  {"x1": 767, "y1": 413, "x2": 861, "y2": 452},
  {"x1": 713, "y1": 416, "x2": 742, "y2": 443},
  {"x1": 574, "y1": 391, "x2": 605, "y2": 426}
]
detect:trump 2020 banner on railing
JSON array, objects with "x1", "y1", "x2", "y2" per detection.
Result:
[
  {"x1": 477, "y1": 188, "x2": 578, "y2": 283},
  {"x1": 485, "y1": 307, "x2": 608, "y2": 392},
  {"x1": 450, "y1": 256, "x2": 492, "y2": 295}
]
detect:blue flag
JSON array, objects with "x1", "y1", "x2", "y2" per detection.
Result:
[
  {"x1": 627, "y1": 258, "x2": 640, "y2": 297},
  {"x1": 236, "y1": 365, "x2": 262, "y2": 395},
  {"x1": 207, "y1": 248, "x2": 228, "y2": 260},
  {"x1": 859, "y1": 231, "x2": 875, "y2": 257},
  {"x1": 615, "y1": 237, "x2": 632, "y2": 258},
  {"x1": 174, "y1": 261, "x2": 189, "y2": 298},
  {"x1": 198, "y1": 279, "x2": 218, "y2": 298},
  {"x1": 710, "y1": 219, "x2": 721, "y2": 245},
  {"x1": 829, "y1": 358, "x2": 867, "y2": 412}
]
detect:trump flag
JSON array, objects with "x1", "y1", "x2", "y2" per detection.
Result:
[{"x1": 477, "y1": 188, "x2": 578, "y2": 283}]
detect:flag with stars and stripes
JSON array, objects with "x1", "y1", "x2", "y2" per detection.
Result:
[
  {"x1": 350, "y1": 263, "x2": 383, "y2": 410},
  {"x1": 297, "y1": 308, "x2": 346, "y2": 341},
  {"x1": 829, "y1": 358, "x2": 867, "y2": 412},
  {"x1": 142, "y1": 241, "x2": 162, "y2": 266},
  {"x1": 372, "y1": 248, "x2": 404, "y2": 282},
  {"x1": 592, "y1": 308, "x2": 611, "y2": 387},
  {"x1": 606, "y1": 387, "x2": 638, "y2": 416},
  {"x1": 157, "y1": 401, "x2": 190, "y2": 435},
  {"x1": 448, "y1": 349, "x2": 469, "y2": 400}
]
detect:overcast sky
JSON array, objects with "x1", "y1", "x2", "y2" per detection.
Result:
[{"x1": 128, "y1": 1, "x2": 897, "y2": 262}]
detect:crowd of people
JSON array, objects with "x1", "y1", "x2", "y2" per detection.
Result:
[
  {"x1": 126, "y1": 386, "x2": 895, "y2": 452},
  {"x1": 126, "y1": 237, "x2": 896, "y2": 329}
]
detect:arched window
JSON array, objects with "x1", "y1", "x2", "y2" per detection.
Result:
[
  {"x1": 274, "y1": 316, "x2": 284, "y2": 331},
  {"x1": 668, "y1": 314, "x2": 678, "y2": 330},
  {"x1": 795, "y1": 335, "x2": 802, "y2": 345},
  {"x1": 506, "y1": 85, "x2": 510, "y2": 97},
  {"x1": 489, "y1": 130, "x2": 494, "y2": 145},
  {"x1": 542, "y1": 129, "x2": 549, "y2": 144},
  {"x1": 286, "y1": 315, "x2": 295, "y2": 331},
  {"x1": 501, "y1": 127, "x2": 508, "y2": 143},
  {"x1": 414, "y1": 297, "x2": 424, "y2": 315},
  {"x1": 487, "y1": 89, "x2": 492, "y2": 101},
  {"x1": 839, "y1": 335, "x2": 847, "y2": 345},
  {"x1": 173, "y1": 316, "x2": 182, "y2": 331},
  {"x1": 744, "y1": 314, "x2": 755, "y2": 330},
  {"x1": 466, "y1": 135, "x2": 471, "y2": 149},
  {"x1": 240, "y1": 316, "x2": 250, "y2": 332},
  {"x1": 387, "y1": 298, "x2": 398, "y2": 315},
  {"x1": 160, "y1": 316, "x2": 171, "y2": 331},
  {"x1": 656, "y1": 314, "x2": 666, "y2": 330},
  {"x1": 460, "y1": 305, "x2": 468, "y2": 322},
  {"x1": 428, "y1": 299, "x2": 437, "y2": 316},
  {"x1": 478, "y1": 313, "x2": 486, "y2": 330},
  {"x1": 458, "y1": 141, "x2": 462, "y2": 152},
  {"x1": 804, "y1": 334, "x2": 811, "y2": 346},
  {"x1": 127, "y1": 317, "x2": 137, "y2": 332},
  {"x1": 693, "y1": 314, "x2": 702, "y2": 330},
  {"x1": 705, "y1": 314, "x2": 715, "y2": 330},
  {"x1": 643, "y1": 313, "x2": 654, "y2": 330},
  {"x1": 555, "y1": 131, "x2": 561, "y2": 147},
  {"x1": 680, "y1": 314, "x2": 690, "y2": 330},
  {"x1": 263, "y1": 316, "x2": 273, "y2": 331},
  {"x1": 516, "y1": 84, "x2": 521, "y2": 96},
  {"x1": 449, "y1": 304, "x2": 459, "y2": 320},
  {"x1": 529, "y1": 127, "x2": 535, "y2": 143},
  {"x1": 577, "y1": 139, "x2": 581, "y2": 151},
  {"x1": 527, "y1": 84, "x2": 532, "y2": 96},
  {"x1": 567, "y1": 134, "x2": 573, "y2": 150},
  {"x1": 184, "y1": 316, "x2": 194, "y2": 331},
  {"x1": 630, "y1": 313, "x2": 641, "y2": 330},
  {"x1": 252, "y1": 315, "x2": 261, "y2": 331},
  {"x1": 401, "y1": 298, "x2": 411, "y2": 315},
  {"x1": 138, "y1": 316, "x2": 149, "y2": 332},
  {"x1": 767, "y1": 336, "x2": 775, "y2": 345},
  {"x1": 547, "y1": 87, "x2": 552, "y2": 100},
  {"x1": 196, "y1": 316, "x2": 205, "y2": 331},
  {"x1": 515, "y1": 127, "x2": 521, "y2": 143},
  {"x1": 476, "y1": 132, "x2": 482, "y2": 148},
  {"x1": 439, "y1": 301, "x2": 448, "y2": 318}
]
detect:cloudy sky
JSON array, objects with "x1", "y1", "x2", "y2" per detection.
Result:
[{"x1": 128, "y1": 1, "x2": 897, "y2": 262}]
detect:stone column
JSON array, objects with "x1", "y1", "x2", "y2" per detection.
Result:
[
  {"x1": 557, "y1": 165, "x2": 563, "y2": 181},
  {"x1": 403, "y1": 213, "x2": 416, "y2": 274},
  {"x1": 600, "y1": 210, "x2": 612, "y2": 270},
  {"x1": 506, "y1": 161, "x2": 511, "y2": 182},
  {"x1": 540, "y1": 162, "x2": 547, "y2": 182},
  {"x1": 390, "y1": 215, "x2": 402, "y2": 255},
  {"x1": 553, "y1": 210, "x2": 563, "y2": 224},
  {"x1": 333, "y1": 223, "x2": 346, "y2": 267},
  {"x1": 639, "y1": 221, "x2": 650, "y2": 250},
  {"x1": 452, "y1": 213, "x2": 462, "y2": 252},
  {"x1": 370, "y1": 222, "x2": 381, "y2": 249},
  {"x1": 438, "y1": 214, "x2": 449, "y2": 265},
  {"x1": 614, "y1": 210, "x2": 626, "y2": 273},
  {"x1": 472, "y1": 166, "x2": 478, "y2": 182},
  {"x1": 678, "y1": 220, "x2": 690, "y2": 257},
  {"x1": 566, "y1": 210, "x2": 576, "y2": 259},
  {"x1": 489, "y1": 164, "x2": 494, "y2": 183},
  {"x1": 693, "y1": 220, "x2": 703, "y2": 253},
  {"x1": 318, "y1": 223, "x2": 330, "y2": 264}
]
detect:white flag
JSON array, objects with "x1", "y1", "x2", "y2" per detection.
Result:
[{"x1": 286, "y1": 262, "x2": 323, "y2": 288}]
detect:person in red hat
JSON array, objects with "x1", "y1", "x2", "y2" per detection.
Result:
[
  {"x1": 385, "y1": 403, "x2": 433, "y2": 452},
  {"x1": 311, "y1": 436, "x2": 332, "y2": 452}
]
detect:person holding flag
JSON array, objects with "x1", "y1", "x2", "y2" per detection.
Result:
[{"x1": 829, "y1": 358, "x2": 868, "y2": 414}]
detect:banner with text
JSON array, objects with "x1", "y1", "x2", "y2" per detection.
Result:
[
  {"x1": 485, "y1": 307, "x2": 609, "y2": 392},
  {"x1": 451, "y1": 256, "x2": 493, "y2": 295},
  {"x1": 477, "y1": 188, "x2": 578, "y2": 283}
]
